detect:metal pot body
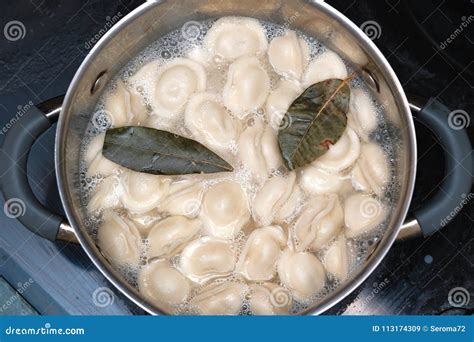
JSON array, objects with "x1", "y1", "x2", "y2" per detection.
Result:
[{"x1": 54, "y1": 0, "x2": 416, "y2": 315}]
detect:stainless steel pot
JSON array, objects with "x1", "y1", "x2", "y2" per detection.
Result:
[{"x1": 1, "y1": 0, "x2": 472, "y2": 315}]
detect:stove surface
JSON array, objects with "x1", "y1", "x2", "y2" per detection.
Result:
[{"x1": 0, "y1": 0, "x2": 472, "y2": 315}]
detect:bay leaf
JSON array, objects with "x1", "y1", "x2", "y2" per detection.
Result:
[
  {"x1": 103, "y1": 126, "x2": 233, "y2": 175},
  {"x1": 277, "y1": 77, "x2": 352, "y2": 170}
]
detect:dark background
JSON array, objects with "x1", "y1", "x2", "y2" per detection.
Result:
[{"x1": 0, "y1": 0, "x2": 472, "y2": 315}]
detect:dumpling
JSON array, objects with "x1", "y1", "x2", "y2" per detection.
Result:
[
  {"x1": 200, "y1": 181, "x2": 250, "y2": 239},
  {"x1": 312, "y1": 127, "x2": 360, "y2": 174},
  {"x1": 252, "y1": 172, "x2": 302, "y2": 225},
  {"x1": 223, "y1": 56, "x2": 270, "y2": 117},
  {"x1": 352, "y1": 143, "x2": 390, "y2": 197},
  {"x1": 302, "y1": 50, "x2": 348, "y2": 87},
  {"x1": 238, "y1": 118, "x2": 282, "y2": 181},
  {"x1": 184, "y1": 93, "x2": 238, "y2": 153},
  {"x1": 277, "y1": 249, "x2": 326, "y2": 302},
  {"x1": 237, "y1": 226, "x2": 286, "y2": 281},
  {"x1": 132, "y1": 58, "x2": 206, "y2": 119},
  {"x1": 344, "y1": 193, "x2": 388, "y2": 238},
  {"x1": 120, "y1": 171, "x2": 171, "y2": 214},
  {"x1": 347, "y1": 88, "x2": 378, "y2": 142},
  {"x1": 97, "y1": 211, "x2": 141, "y2": 266},
  {"x1": 299, "y1": 165, "x2": 346, "y2": 195},
  {"x1": 85, "y1": 133, "x2": 122, "y2": 177},
  {"x1": 268, "y1": 30, "x2": 310, "y2": 80},
  {"x1": 147, "y1": 216, "x2": 201, "y2": 259},
  {"x1": 104, "y1": 80, "x2": 148, "y2": 127},
  {"x1": 293, "y1": 194, "x2": 343, "y2": 252},
  {"x1": 159, "y1": 179, "x2": 204, "y2": 218},
  {"x1": 128, "y1": 212, "x2": 162, "y2": 235},
  {"x1": 265, "y1": 80, "x2": 301, "y2": 130},
  {"x1": 179, "y1": 237, "x2": 235, "y2": 283},
  {"x1": 248, "y1": 283, "x2": 292, "y2": 315},
  {"x1": 138, "y1": 261, "x2": 191, "y2": 308},
  {"x1": 189, "y1": 282, "x2": 248, "y2": 315},
  {"x1": 322, "y1": 235, "x2": 349, "y2": 281},
  {"x1": 87, "y1": 175, "x2": 122, "y2": 213},
  {"x1": 204, "y1": 17, "x2": 267, "y2": 61}
]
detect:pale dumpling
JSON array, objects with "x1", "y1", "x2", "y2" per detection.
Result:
[
  {"x1": 344, "y1": 193, "x2": 388, "y2": 237},
  {"x1": 179, "y1": 237, "x2": 235, "y2": 283},
  {"x1": 104, "y1": 80, "x2": 148, "y2": 127},
  {"x1": 97, "y1": 211, "x2": 141, "y2": 266},
  {"x1": 223, "y1": 56, "x2": 270, "y2": 117},
  {"x1": 200, "y1": 181, "x2": 250, "y2": 239},
  {"x1": 184, "y1": 92, "x2": 238, "y2": 153},
  {"x1": 299, "y1": 165, "x2": 346, "y2": 195},
  {"x1": 268, "y1": 30, "x2": 309, "y2": 80},
  {"x1": 347, "y1": 88, "x2": 378, "y2": 142},
  {"x1": 85, "y1": 133, "x2": 122, "y2": 177},
  {"x1": 87, "y1": 175, "x2": 122, "y2": 213},
  {"x1": 133, "y1": 58, "x2": 206, "y2": 119},
  {"x1": 237, "y1": 226, "x2": 286, "y2": 281},
  {"x1": 190, "y1": 282, "x2": 248, "y2": 315},
  {"x1": 293, "y1": 194, "x2": 343, "y2": 252},
  {"x1": 303, "y1": 50, "x2": 348, "y2": 87},
  {"x1": 312, "y1": 127, "x2": 360, "y2": 174},
  {"x1": 322, "y1": 235, "x2": 349, "y2": 281},
  {"x1": 138, "y1": 261, "x2": 191, "y2": 308},
  {"x1": 238, "y1": 119, "x2": 282, "y2": 181},
  {"x1": 159, "y1": 179, "x2": 204, "y2": 218},
  {"x1": 265, "y1": 80, "x2": 301, "y2": 129},
  {"x1": 352, "y1": 143, "x2": 390, "y2": 197},
  {"x1": 204, "y1": 17, "x2": 267, "y2": 61},
  {"x1": 120, "y1": 171, "x2": 171, "y2": 214},
  {"x1": 252, "y1": 172, "x2": 302, "y2": 225},
  {"x1": 248, "y1": 283, "x2": 292, "y2": 315},
  {"x1": 277, "y1": 249, "x2": 326, "y2": 302},
  {"x1": 147, "y1": 216, "x2": 201, "y2": 259}
]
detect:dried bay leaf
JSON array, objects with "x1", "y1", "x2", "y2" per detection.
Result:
[
  {"x1": 277, "y1": 77, "x2": 352, "y2": 170},
  {"x1": 103, "y1": 126, "x2": 233, "y2": 175}
]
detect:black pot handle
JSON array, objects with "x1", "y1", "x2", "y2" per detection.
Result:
[
  {"x1": 0, "y1": 96, "x2": 76, "y2": 242},
  {"x1": 400, "y1": 97, "x2": 473, "y2": 239}
]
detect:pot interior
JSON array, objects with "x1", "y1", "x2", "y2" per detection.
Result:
[{"x1": 56, "y1": 0, "x2": 415, "y2": 315}]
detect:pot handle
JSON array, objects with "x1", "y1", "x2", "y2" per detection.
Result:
[
  {"x1": 0, "y1": 96, "x2": 77, "y2": 243},
  {"x1": 399, "y1": 97, "x2": 473, "y2": 239}
]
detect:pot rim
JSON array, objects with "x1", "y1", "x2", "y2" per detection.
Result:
[{"x1": 55, "y1": 0, "x2": 417, "y2": 315}]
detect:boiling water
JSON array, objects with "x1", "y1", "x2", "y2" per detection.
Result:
[{"x1": 79, "y1": 18, "x2": 402, "y2": 315}]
